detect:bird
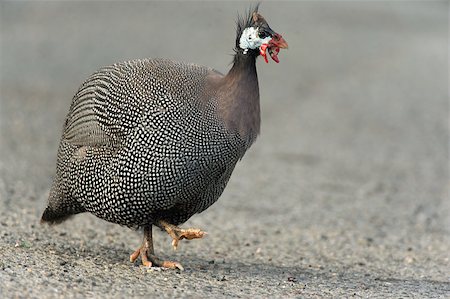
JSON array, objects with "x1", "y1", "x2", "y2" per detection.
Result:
[{"x1": 41, "y1": 5, "x2": 288, "y2": 270}]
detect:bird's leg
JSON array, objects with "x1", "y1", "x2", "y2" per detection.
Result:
[
  {"x1": 158, "y1": 220, "x2": 207, "y2": 251},
  {"x1": 129, "y1": 225, "x2": 184, "y2": 270},
  {"x1": 129, "y1": 225, "x2": 153, "y2": 267}
]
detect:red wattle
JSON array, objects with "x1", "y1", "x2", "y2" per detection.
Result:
[{"x1": 260, "y1": 44, "x2": 269, "y2": 64}]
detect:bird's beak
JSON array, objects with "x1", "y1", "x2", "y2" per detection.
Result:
[
  {"x1": 270, "y1": 33, "x2": 288, "y2": 49},
  {"x1": 260, "y1": 33, "x2": 288, "y2": 63}
]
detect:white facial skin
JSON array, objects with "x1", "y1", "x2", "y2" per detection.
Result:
[{"x1": 239, "y1": 27, "x2": 272, "y2": 53}]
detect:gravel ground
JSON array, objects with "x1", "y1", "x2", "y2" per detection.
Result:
[{"x1": 0, "y1": 1, "x2": 449, "y2": 298}]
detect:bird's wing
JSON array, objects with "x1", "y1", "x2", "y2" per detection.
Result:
[
  {"x1": 63, "y1": 62, "x2": 149, "y2": 147},
  {"x1": 63, "y1": 72, "x2": 115, "y2": 146},
  {"x1": 63, "y1": 59, "x2": 216, "y2": 148}
]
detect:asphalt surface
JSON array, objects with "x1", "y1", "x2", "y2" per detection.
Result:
[{"x1": 0, "y1": 1, "x2": 449, "y2": 298}]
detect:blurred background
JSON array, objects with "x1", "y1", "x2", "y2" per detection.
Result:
[{"x1": 0, "y1": 1, "x2": 448, "y2": 297}]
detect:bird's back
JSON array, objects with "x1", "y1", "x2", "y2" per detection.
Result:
[{"x1": 64, "y1": 59, "x2": 215, "y2": 147}]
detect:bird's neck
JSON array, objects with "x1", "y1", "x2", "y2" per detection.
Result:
[
  {"x1": 227, "y1": 50, "x2": 259, "y2": 80},
  {"x1": 218, "y1": 51, "x2": 260, "y2": 144}
]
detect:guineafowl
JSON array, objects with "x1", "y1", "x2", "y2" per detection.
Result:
[{"x1": 41, "y1": 5, "x2": 288, "y2": 270}]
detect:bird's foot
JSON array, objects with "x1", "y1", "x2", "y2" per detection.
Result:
[
  {"x1": 158, "y1": 220, "x2": 207, "y2": 250},
  {"x1": 130, "y1": 226, "x2": 184, "y2": 270},
  {"x1": 129, "y1": 245, "x2": 184, "y2": 270}
]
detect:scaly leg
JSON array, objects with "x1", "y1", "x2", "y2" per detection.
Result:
[
  {"x1": 129, "y1": 225, "x2": 184, "y2": 270},
  {"x1": 158, "y1": 220, "x2": 207, "y2": 250}
]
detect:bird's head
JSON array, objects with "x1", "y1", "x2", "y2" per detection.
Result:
[{"x1": 236, "y1": 5, "x2": 288, "y2": 63}]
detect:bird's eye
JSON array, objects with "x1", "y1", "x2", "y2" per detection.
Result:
[{"x1": 258, "y1": 31, "x2": 268, "y2": 39}]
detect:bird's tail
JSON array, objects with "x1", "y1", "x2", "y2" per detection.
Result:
[
  {"x1": 40, "y1": 181, "x2": 85, "y2": 225},
  {"x1": 40, "y1": 206, "x2": 74, "y2": 225}
]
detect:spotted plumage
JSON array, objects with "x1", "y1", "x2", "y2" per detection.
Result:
[
  {"x1": 41, "y1": 5, "x2": 288, "y2": 269},
  {"x1": 44, "y1": 59, "x2": 249, "y2": 226}
]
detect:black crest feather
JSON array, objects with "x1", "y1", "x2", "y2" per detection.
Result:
[{"x1": 235, "y1": 3, "x2": 261, "y2": 50}]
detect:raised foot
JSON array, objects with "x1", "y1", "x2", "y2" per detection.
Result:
[
  {"x1": 169, "y1": 227, "x2": 207, "y2": 250},
  {"x1": 130, "y1": 246, "x2": 184, "y2": 271},
  {"x1": 158, "y1": 220, "x2": 207, "y2": 250}
]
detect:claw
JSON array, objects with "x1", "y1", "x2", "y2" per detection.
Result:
[
  {"x1": 172, "y1": 239, "x2": 178, "y2": 251},
  {"x1": 161, "y1": 260, "x2": 184, "y2": 271},
  {"x1": 130, "y1": 248, "x2": 140, "y2": 263}
]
